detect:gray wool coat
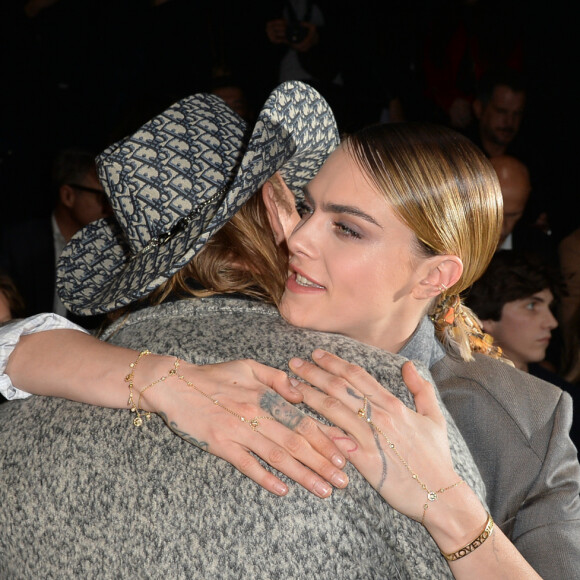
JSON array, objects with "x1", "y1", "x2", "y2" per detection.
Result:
[{"x1": 0, "y1": 296, "x2": 486, "y2": 579}]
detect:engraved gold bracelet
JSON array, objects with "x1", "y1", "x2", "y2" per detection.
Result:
[{"x1": 442, "y1": 512, "x2": 495, "y2": 562}]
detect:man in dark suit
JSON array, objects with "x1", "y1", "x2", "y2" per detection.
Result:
[
  {"x1": 491, "y1": 154, "x2": 557, "y2": 261},
  {"x1": 0, "y1": 148, "x2": 111, "y2": 325}
]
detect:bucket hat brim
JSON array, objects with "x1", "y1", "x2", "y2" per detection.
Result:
[{"x1": 57, "y1": 81, "x2": 339, "y2": 315}]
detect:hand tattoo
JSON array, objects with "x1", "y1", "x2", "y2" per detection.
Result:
[
  {"x1": 158, "y1": 411, "x2": 209, "y2": 451},
  {"x1": 364, "y1": 401, "x2": 388, "y2": 489},
  {"x1": 259, "y1": 391, "x2": 305, "y2": 430}
]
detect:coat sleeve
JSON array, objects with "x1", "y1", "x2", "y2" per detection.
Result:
[
  {"x1": 435, "y1": 354, "x2": 580, "y2": 580},
  {"x1": 509, "y1": 390, "x2": 580, "y2": 580}
]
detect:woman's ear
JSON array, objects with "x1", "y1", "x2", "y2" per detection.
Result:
[
  {"x1": 413, "y1": 256, "x2": 463, "y2": 299},
  {"x1": 262, "y1": 181, "x2": 300, "y2": 245}
]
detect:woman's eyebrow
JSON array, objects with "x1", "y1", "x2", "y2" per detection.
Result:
[
  {"x1": 325, "y1": 203, "x2": 383, "y2": 228},
  {"x1": 303, "y1": 185, "x2": 382, "y2": 227},
  {"x1": 529, "y1": 292, "x2": 550, "y2": 305}
]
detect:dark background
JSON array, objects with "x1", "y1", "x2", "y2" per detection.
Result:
[{"x1": 1, "y1": 0, "x2": 576, "y2": 243}]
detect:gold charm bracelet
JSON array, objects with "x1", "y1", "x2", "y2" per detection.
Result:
[{"x1": 125, "y1": 352, "x2": 275, "y2": 431}]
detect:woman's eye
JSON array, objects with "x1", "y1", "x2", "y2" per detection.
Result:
[
  {"x1": 296, "y1": 200, "x2": 313, "y2": 218},
  {"x1": 334, "y1": 221, "x2": 362, "y2": 239}
]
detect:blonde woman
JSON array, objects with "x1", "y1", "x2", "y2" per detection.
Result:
[{"x1": 2, "y1": 98, "x2": 578, "y2": 577}]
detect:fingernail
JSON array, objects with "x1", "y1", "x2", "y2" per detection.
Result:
[
  {"x1": 312, "y1": 349, "x2": 325, "y2": 360},
  {"x1": 332, "y1": 453, "x2": 345, "y2": 468},
  {"x1": 290, "y1": 378, "x2": 301, "y2": 388},
  {"x1": 290, "y1": 357, "x2": 304, "y2": 368},
  {"x1": 273, "y1": 482, "x2": 288, "y2": 496},
  {"x1": 312, "y1": 481, "x2": 332, "y2": 498},
  {"x1": 331, "y1": 472, "x2": 349, "y2": 488}
]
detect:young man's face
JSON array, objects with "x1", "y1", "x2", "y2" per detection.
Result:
[{"x1": 482, "y1": 288, "x2": 558, "y2": 371}]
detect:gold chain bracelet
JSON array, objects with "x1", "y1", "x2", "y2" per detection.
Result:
[
  {"x1": 125, "y1": 349, "x2": 152, "y2": 427},
  {"x1": 124, "y1": 353, "x2": 276, "y2": 431},
  {"x1": 357, "y1": 395, "x2": 463, "y2": 525}
]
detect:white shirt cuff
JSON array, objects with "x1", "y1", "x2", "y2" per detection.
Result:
[{"x1": 0, "y1": 314, "x2": 89, "y2": 400}]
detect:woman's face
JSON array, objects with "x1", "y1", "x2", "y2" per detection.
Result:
[{"x1": 278, "y1": 146, "x2": 433, "y2": 352}]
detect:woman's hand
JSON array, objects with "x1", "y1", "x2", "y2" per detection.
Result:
[
  {"x1": 290, "y1": 350, "x2": 543, "y2": 579},
  {"x1": 6, "y1": 331, "x2": 348, "y2": 499},
  {"x1": 141, "y1": 356, "x2": 349, "y2": 498},
  {"x1": 288, "y1": 350, "x2": 462, "y2": 522}
]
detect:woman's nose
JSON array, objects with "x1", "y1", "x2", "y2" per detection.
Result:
[{"x1": 287, "y1": 213, "x2": 320, "y2": 258}]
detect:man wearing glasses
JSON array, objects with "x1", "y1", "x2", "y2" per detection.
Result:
[{"x1": 0, "y1": 148, "x2": 111, "y2": 325}]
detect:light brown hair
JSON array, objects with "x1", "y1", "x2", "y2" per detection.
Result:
[{"x1": 147, "y1": 178, "x2": 289, "y2": 307}]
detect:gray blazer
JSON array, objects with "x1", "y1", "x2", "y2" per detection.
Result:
[
  {"x1": 0, "y1": 297, "x2": 485, "y2": 579},
  {"x1": 433, "y1": 350, "x2": 580, "y2": 580}
]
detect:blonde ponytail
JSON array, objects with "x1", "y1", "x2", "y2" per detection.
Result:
[{"x1": 430, "y1": 294, "x2": 510, "y2": 364}]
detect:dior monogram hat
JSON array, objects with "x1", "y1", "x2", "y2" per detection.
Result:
[{"x1": 57, "y1": 81, "x2": 339, "y2": 315}]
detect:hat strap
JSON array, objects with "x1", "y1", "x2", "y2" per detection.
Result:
[{"x1": 139, "y1": 185, "x2": 226, "y2": 257}]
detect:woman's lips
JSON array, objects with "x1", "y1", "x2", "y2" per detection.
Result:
[
  {"x1": 295, "y1": 272, "x2": 325, "y2": 289},
  {"x1": 286, "y1": 270, "x2": 326, "y2": 293}
]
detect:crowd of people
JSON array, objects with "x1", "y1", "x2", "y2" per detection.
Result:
[
  {"x1": 0, "y1": 1, "x2": 578, "y2": 578},
  {"x1": 0, "y1": 0, "x2": 575, "y2": 229},
  {"x1": 1, "y1": 0, "x2": 578, "y2": 384}
]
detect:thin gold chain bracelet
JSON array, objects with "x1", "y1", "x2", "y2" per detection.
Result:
[
  {"x1": 124, "y1": 353, "x2": 276, "y2": 431},
  {"x1": 357, "y1": 395, "x2": 464, "y2": 525}
]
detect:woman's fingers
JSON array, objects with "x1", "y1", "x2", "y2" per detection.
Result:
[
  {"x1": 287, "y1": 354, "x2": 459, "y2": 518},
  {"x1": 286, "y1": 412, "x2": 347, "y2": 469},
  {"x1": 157, "y1": 359, "x2": 350, "y2": 497},
  {"x1": 247, "y1": 397, "x2": 349, "y2": 485},
  {"x1": 254, "y1": 422, "x2": 349, "y2": 494},
  {"x1": 294, "y1": 380, "x2": 368, "y2": 444},
  {"x1": 218, "y1": 431, "x2": 347, "y2": 499},
  {"x1": 401, "y1": 362, "x2": 446, "y2": 429},
  {"x1": 311, "y1": 349, "x2": 380, "y2": 396},
  {"x1": 247, "y1": 367, "x2": 347, "y2": 470},
  {"x1": 215, "y1": 411, "x2": 350, "y2": 497},
  {"x1": 289, "y1": 354, "x2": 362, "y2": 407},
  {"x1": 313, "y1": 422, "x2": 359, "y2": 458},
  {"x1": 161, "y1": 404, "x2": 348, "y2": 498},
  {"x1": 248, "y1": 359, "x2": 304, "y2": 404},
  {"x1": 289, "y1": 350, "x2": 399, "y2": 410},
  {"x1": 191, "y1": 359, "x2": 347, "y2": 472},
  {"x1": 291, "y1": 352, "x2": 443, "y2": 423}
]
